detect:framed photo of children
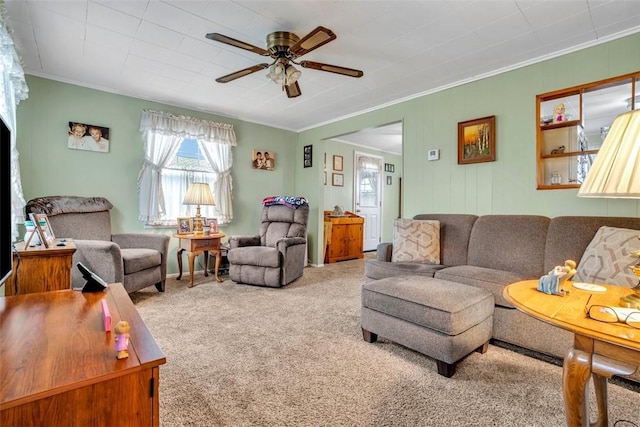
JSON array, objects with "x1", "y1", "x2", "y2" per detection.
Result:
[
  {"x1": 457, "y1": 116, "x2": 496, "y2": 164},
  {"x1": 252, "y1": 149, "x2": 275, "y2": 170},
  {"x1": 177, "y1": 217, "x2": 193, "y2": 234},
  {"x1": 303, "y1": 145, "x2": 312, "y2": 168},
  {"x1": 208, "y1": 218, "x2": 219, "y2": 234},
  {"x1": 68, "y1": 121, "x2": 110, "y2": 153}
]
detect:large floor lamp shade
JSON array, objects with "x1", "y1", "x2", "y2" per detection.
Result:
[{"x1": 183, "y1": 182, "x2": 215, "y2": 234}]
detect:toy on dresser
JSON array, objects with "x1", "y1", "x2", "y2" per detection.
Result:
[{"x1": 114, "y1": 320, "x2": 131, "y2": 359}]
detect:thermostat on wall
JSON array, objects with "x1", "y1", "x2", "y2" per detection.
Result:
[{"x1": 427, "y1": 149, "x2": 440, "y2": 161}]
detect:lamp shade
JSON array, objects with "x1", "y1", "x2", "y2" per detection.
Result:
[
  {"x1": 578, "y1": 109, "x2": 640, "y2": 198},
  {"x1": 183, "y1": 182, "x2": 215, "y2": 206}
]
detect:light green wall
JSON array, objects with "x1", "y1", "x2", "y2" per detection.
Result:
[
  {"x1": 322, "y1": 139, "x2": 402, "y2": 243},
  {"x1": 300, "y1": 33, "x2": 640, "y2": 265},
  {"x1": 17, "y1": 33, "x2": 640, "y2": 271},
  {"x1": 17, "y1": 75, "x2": 297, "y2": 274}
]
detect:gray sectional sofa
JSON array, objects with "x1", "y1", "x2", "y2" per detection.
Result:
[{"x1": 364, "y1": 214, "x2": 640, "y2": 363}]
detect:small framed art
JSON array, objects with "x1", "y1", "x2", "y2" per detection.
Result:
[
  {"x1": 177, "y1": 217, "x2": 193, "y2": 234},
  {"x1": 332, "y1": 173, "x2": 344, "y2": 187},
  {"x1": 386, "y1": 176, "x2": 392, "y2": 185},
  {"x1": 333, "y1": 155, "x2": 343, "y2": 171},
  {"x1": 458, "y1": 115, "x2": 496, "y2": 164},
  {"x1": 208, "y1": 218, "x2": 219, "y2": 234},
  {"x1": 303, "y1": 145, "x2": 313, "y2": 168}
]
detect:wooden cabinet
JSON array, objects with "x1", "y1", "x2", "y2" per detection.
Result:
[
  {"x1": 0, "y1": 283, "x2": 165, "y2": 427},
  {"x1": 324, "y1": 211, "x2": 364, "y2": 263},
  {"x1": 5, "y1": 239, "x2": 76, "y2": 296},
  {"x1": 536, "y1": 72, "x2": 639, "y2": 190}
]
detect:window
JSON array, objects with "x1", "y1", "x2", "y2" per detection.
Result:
[{"x1": 138, "y1": 109, "x2": 237, "y2": 226}]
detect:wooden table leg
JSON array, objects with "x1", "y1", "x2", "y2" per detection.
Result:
[
  {"x1": 203, "y1": 250, "x2": 209, "y2": 278},
  {"x1": 176, "y1": 248, "x2": 184, "y2": 281},
  {"x1": 213, "y1": 249, "x2": 222, "y2": 282},
  {"x1": 563, "y1": 347, "x2": 592, "y2": 427},
  {"x1": 188, "y1": 251, "x2": 196, "y2": 288}
]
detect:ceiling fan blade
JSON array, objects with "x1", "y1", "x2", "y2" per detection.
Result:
[
  {"x1": 299, "y1": 60, "x2": 364, "y2": 78},
  {"x1": 206, "y1": 33, "x2": 269, "y2": 56},
  {"x1": 215, "y1": 64, "x2": 269, "y2": 83},
  {"x1": 285, "y1": 81, "x2": 302, "y2": 98},
  {"x1": 289, "y1": 26, "x2": 336, "y2": 57}
]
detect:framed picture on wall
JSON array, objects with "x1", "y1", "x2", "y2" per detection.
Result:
[
  {"x1": 303, "y1": 145, "x2": 313, "y2": 168},
  {"x1": 252, "y1": 149, "x2": 275, "y2": 170},
  {"x1": 457, "y1": 115, "x2": 496, "y2": 164},
  {"x1": 332, "y1": 173, "x2": 344, "y2": 187},
  {"x1": 333, "y1": 155, "x2": 343, "y2": 171},
  {"x1": 386, "y1": 176, "x2": 392, "y2": 185},
  {"x1": 68, "y1": 121, "x2": 110, "y2": 153}
]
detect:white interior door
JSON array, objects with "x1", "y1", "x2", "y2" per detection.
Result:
[{"x1": 354, "y1": 152, "x2": 383, "y2": 251}]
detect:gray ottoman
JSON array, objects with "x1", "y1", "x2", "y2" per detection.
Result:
[{"x1": 361, "y1": 276, "x2": 494, "y2": 377}]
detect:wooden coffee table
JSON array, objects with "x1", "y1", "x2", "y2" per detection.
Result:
[
  {"x1": 173, "y1": 233, "x2": 226, "y2": 287},
  {"x1": 504, "y1": 280, "x2": 639, "y2": 427}
]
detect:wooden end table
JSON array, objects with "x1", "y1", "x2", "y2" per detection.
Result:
[
  {"x1": 504, "y1": 280, "x2": 639, "y2": 427},
  {"x1": 173, "y1": 233, "x2": 226, "y2": 287}
]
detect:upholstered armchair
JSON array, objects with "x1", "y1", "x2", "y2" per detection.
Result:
[
  {"x1": 25, "y1": 196, "x2": 170, "y2": 293},
  {"x1": 228, "y1": 199, "x2": 309, "y2": 287}
]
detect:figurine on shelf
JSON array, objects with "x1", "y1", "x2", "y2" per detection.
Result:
[
  {"x1": 114, "y1": 320, "x2": 131, "y2": 360},
  {"x1": 550, "y1": 145, "x2": 565, "y2": 154},
  {"x1": 552, "y1": 102, "x2": 566, "y2": 123},
  {"x1": 332, "y1": 205, "x2": 344, "y2": 216},
  {"x1": 537, "y1": 259, "x2": 577, "y2": 296}
]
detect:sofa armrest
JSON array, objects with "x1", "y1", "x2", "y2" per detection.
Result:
[
  {"x1": 377, "y1": 242, "x2": 393, "y2": 261},
  {"x1": 229, "y1": 235, "x2": 261, "y2": 249},
  {"x1": 71, "y1": 240, "x2": 124, "y2": 288}
]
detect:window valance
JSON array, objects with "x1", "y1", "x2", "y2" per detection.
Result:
[{"x1": 140, "y1": 109, "x2": 236, "y2": 145}]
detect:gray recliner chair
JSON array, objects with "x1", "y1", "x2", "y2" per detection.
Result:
[
  {"x1": 25, "y1": 196, "x2": 169, "y2": 293},
  {"x1": 228, "y1": 201, "x2": 309, "y2": 287}
]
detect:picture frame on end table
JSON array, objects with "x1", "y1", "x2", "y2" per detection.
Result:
[
  {"x1": 208, "y1": 218, "x2": 219, "y2": 234},
  {"x1": 177, "y1": 217, "x2": 193, "y2": 234},
  {"x1": 458, "y1": 115, "x2": 496, "y2": 164}
]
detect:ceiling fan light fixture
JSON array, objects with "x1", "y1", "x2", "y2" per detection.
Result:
[
  {"x1": 267, "y1": 60, "x2": 286, "y2": 83},
  {"x1": 285, "y1": 65, "x2": 301, "y2": 86}
]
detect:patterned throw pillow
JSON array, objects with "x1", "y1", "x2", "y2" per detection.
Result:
[
  {"x1": 391, "y1": 219, "x2": 440, "y2": 264},
  {"x1": 574, "y1": 226, "x2": 640, "y2": 287}
]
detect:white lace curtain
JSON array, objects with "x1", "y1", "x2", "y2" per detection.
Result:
[
  {"x1": 138, "y1": 109, "x2": 236, "y2": 224},
  {"x1": 0, "y1": 13, "x2": 29, "y2": 241}
]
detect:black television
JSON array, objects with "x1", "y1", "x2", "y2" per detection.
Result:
[{"x1": 0, "y1": 114, "x2": 12, "y2": 287}]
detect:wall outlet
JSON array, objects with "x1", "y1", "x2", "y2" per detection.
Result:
[{"x1": 427, "y1": 149, "x2": 440, "y2": 161}]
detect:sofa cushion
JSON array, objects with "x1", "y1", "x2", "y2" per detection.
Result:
[
  {"x1": 365, "y1": 259, "x2": 446, "y2": 281},
  {"x1": 434, "y1": 265, "x2": 529, "y2": 308},
  {"x1": 362, "y1": 276, "x2": 494, "y2": 335},
  {"x1": 121, "y1": 248, "x2": 161, "y2": 275},
  {"x1": 228, "y1": 246, "x2": 281, "y2": 268},
  {"x1": 467, "y1": 215, "x2": 549, "y2": 279},
  {"x1": 412, "y1": 214, "x2": 478, "y2": 266},
  {"x1": 391, "y1": 219, "x2": 440, "y2": 264},
  {"x1": 574, "y1": 226, "x2": 640, "y2": 287}
]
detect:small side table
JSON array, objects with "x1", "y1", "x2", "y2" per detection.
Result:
[
  {"x1": 173, "y1": 233, "x2": 226, "y2": 287},
  {"x1": 5, "y1": 239, "x2": 77, "y2": 296}
]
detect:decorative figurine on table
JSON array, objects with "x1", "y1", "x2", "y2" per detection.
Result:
[
  {"x1": 537, "y1": 259, "x2": 577, "y2": 296},
  {"x1": 114, "y1": 320, "x2": 131, "y2": 359},
  {"x1": 332, "y1": 205, "x2": 344, "y2": 216}
]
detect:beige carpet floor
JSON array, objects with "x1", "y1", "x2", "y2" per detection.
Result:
[{"x1": 131, "y1": 258, "x2": 640, "y2": 427}]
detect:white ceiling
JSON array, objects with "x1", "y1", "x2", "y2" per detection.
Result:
[{"x1": 5, "y1": 0, "x2": 640, "y2": 142}]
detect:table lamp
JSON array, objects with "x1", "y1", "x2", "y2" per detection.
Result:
[
  {"x1": 578, "y1": 108, "x2": 640, "y2": 307},
  {"x1": 183, "y1": 182, "x2": 215, "y2": 234}
]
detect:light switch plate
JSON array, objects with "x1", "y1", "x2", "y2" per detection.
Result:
[{"x1": 427, "y1": 149, "x2": 440, "y2": 161}]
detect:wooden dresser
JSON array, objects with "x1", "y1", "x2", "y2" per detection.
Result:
[
  {"x1": 324, "y1": 211, "x2": 364, "y2": 263},
  {"x1": 0, "y1": 283, "x2": 166, "y2": 426},
  {"x1": 5, "y1": 239, "x2": 76, "y2": 296}
]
